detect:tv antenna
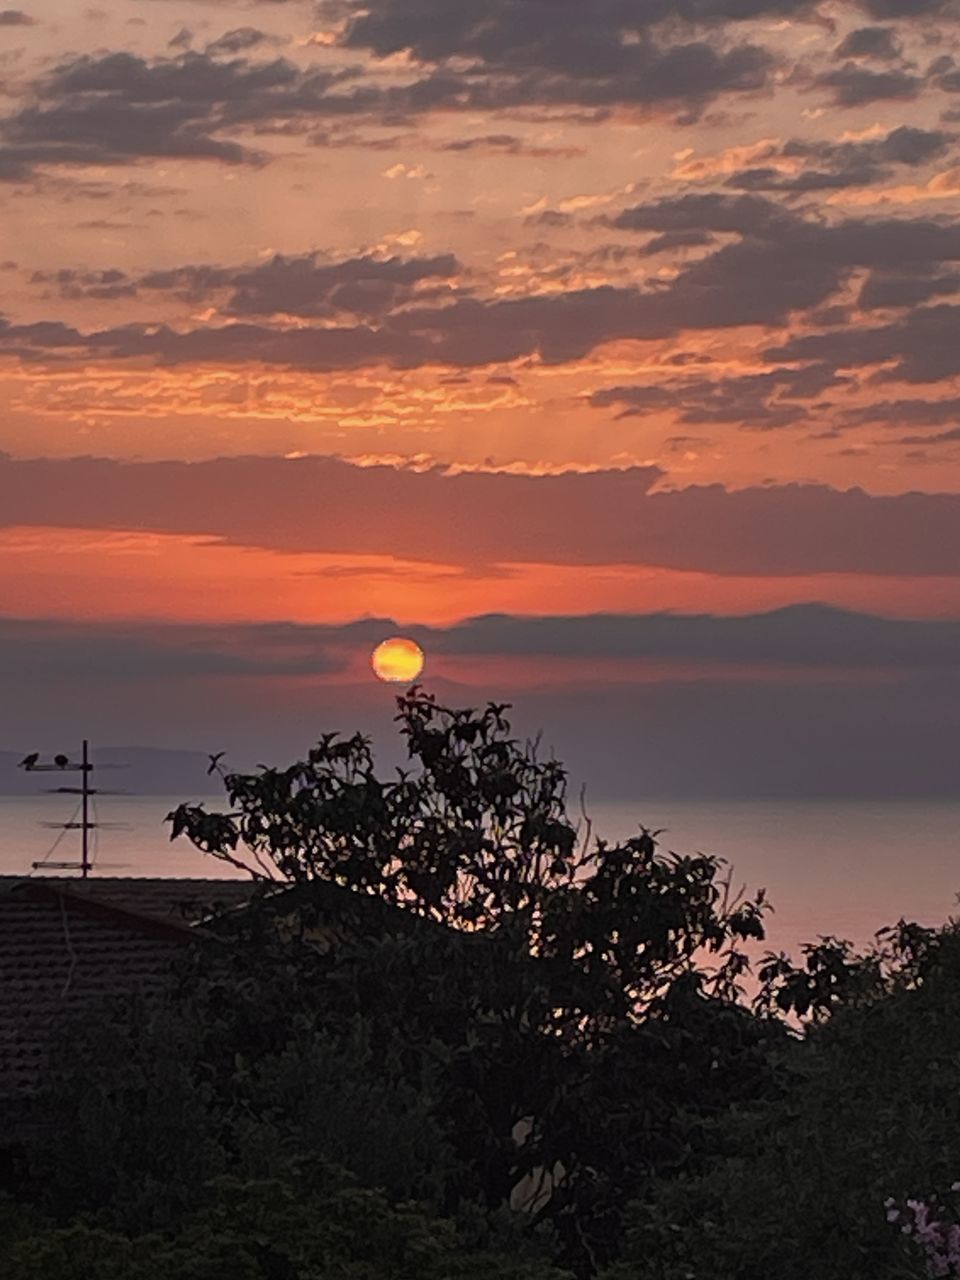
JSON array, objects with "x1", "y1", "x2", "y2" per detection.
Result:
[{"x1": 18, "y1": 740, "x2": 127, "y2": 878}]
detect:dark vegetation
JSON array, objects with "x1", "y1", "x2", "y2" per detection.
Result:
[{"x1": 5, "y1": 689, "x2": 960, "y2": 1278}]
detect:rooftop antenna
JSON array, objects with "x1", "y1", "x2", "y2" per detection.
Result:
[{"x1": 18, "y1": 740, "x2": 127, "y2": 878}]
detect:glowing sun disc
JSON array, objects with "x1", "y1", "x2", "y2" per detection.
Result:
[{"x1": 371, "y1": 637, "x2": 425, "y2": 684}]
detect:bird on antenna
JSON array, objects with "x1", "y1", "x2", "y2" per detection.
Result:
[
  {"x1": 18, "y1": 752, "x2": 38, "y2": 770},
  {"x1": 54, "y1": 753, "x2": 70, "y2": 768},
  {"x1": 207, "y1": 752, "x2": 226, "y2": 775}
]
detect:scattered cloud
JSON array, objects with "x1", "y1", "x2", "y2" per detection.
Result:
[{"x1": 813, "y1": 62, "x2": 923, "y2": 107}]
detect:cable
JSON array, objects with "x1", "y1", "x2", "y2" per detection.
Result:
[
  {"x1": 90, "y1": 793, "x2": 100, "y2": 871},
  {"x1": 59, "y1": 891, "x2": 78, "y2": 998},
  {"x1": 30, "y1": 798, "x2": 83, "y2": 874}
]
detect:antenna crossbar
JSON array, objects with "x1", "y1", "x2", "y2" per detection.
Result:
[{"x1": 18, "y1": 740, "x2": 121, "y2": 878}]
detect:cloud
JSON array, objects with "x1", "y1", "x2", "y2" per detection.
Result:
[
  {"x1": 5, "y1": 202, "x2": 960, "y2": 378},
  {"x1": 766, "y1": 303, "x2": 960, "y2": 382},
  {"x1": 0, "y1": 616, "x2": 346, "y2": 681},
  {"x1": 0, "y1": 50, "x2": 364, "y2": 180},
  {"x1": 0, "y1": 28, "x2": 782, "y2": 187},
  {"x1": 814, "y1": 62, "x2": 923, "y2": 107},
  {"x1": 0, "y1": 52, "x2": 298, "y2": 176},
  {"x1": 834, "y1": 25, "x2": 902, "y2": 59},
  {"x1": 4, "y1": 455, "x2": 960, "y2": 578},
  {"x1": 0, "y1": 0, "x2": 954, "y2": 190},
  {"x1": 5, "y1": 606, "x2": 960, "y2": 798},
  {"x1": 858, "y1": 0, "x2": 957, "y2": 16},
  {"x1": 5, "y1": 603, "x2": 960, "y2": 679},
  {"x1": 206, "y1": 27, "x2": 271, "y2": 56},
  {"x1": 0, "y1": 8, "x2": 35, "y2": 23},
  {"x1": 591, "y1": 364, "x2": 847, "y2": 430},
  {"x1": 841, "y1": 395, "x2": 960, "y2": 426},
  {"x1": 723, "y1": 126, "x2": 954, "y2": 195},
  {"x1": 136, "y1": 251, "x2": 462, "y2": 319},
  {"x1": 433, "y1": 605, "x2": 960, "y2": 670},
  {"x1": 30, "y1": 267, "x2": 137, "y2": 301},
  {"x1": 334, "y1": 0, "x2": 819, "y2": 65},
  {"x1": 857, "y1": 266, "x2": 960, "y2": 308}
]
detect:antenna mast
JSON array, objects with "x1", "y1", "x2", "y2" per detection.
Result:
[
  {"x1": 81, "y1": 738, "x2": 90, "y2": 877},
  {"x1": 19, "y1": 740, "x2": 123, "y2": 878}
]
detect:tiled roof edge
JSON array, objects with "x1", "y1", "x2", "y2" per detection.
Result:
[{"x1": 9, "y1": 881, "x2": 210, "y2": 944}]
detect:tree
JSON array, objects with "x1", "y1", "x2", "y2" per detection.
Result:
[
  {"x1": 167, "y1": 690, "x2": 783, "y2": 1272},
  {"x1": 169, "y1": 687, "x2": 770, "y2": 1021},
  {"x1": 3, "y1": 1170, "x2": 573, "y2": 1280}
]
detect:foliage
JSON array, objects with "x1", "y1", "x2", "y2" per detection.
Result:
[
  {"x1": 754, "y1": 918, "x2": 946, "y2": 1022},
  {"x1": 13, "y1": 690, "x2": 960, "y2": 1279},
  {"x1": 165, "y1": 689, "x2": 784, "y2": 1270},
  {"x1": 600, "y1": 922, "x2": 960, "y2": 1280},
  {"x1": 886, "y1": 1189, "x2": 960, "y2": 1278},
  {"x1": 30, "y1": 984, "x2": 465, "y2": 1235},
  {"x1": 168, "y1": 688, "x2": 770, "y2": 1021},
  {"x1": 2, "y1": 1170, "x2": 573, "y2": 1280}
]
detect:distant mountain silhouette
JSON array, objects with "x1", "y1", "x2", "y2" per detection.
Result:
[{"x1": 0, "y1": 746, "x2": 220, "y2": 796}]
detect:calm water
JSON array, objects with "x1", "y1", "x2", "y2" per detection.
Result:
[{"x1": 3, "y1": 793, "x2": 960, "y2": 962}]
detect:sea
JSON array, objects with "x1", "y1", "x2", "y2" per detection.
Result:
[{"x1": 3, "y1": 793, "x2": 960, "y2": 965}]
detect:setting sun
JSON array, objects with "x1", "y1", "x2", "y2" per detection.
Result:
[{"x1": 371, "y1": 637, "x2": 425, "y2": 684}]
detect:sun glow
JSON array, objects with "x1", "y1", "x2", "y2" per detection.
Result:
[{"x1": 371, "y1": 636, "x2": 425, "y2": 683}]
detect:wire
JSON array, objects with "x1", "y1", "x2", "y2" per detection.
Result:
[
  {"x1": 59, "y1": 891, "x2": 78, "y2": 998},
  {"x1": 30, "y1": 798, "x2": 83, "y2": 874},
  {"x1": 90, "y1": 793, "x2": 100, "y2": 871}
]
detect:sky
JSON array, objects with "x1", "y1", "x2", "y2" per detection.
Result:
[{"x1": 2, "y1": 0, "x2": 960, "y2": 796}]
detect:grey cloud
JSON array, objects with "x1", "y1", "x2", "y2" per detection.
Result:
[
  {"x1": 725, "y1": 126, "x2": 953, "y2": 194},
  {"x1": 370, "y1": 38, "x2": 777, "y2": 120},
  {"x1": 592, "y1": 364, "x2": 846, "y2": 430},
  {"x1": 0, "y1": 0, "x2": 953, "y2": 195},
  {"x1": 137, "y1": 251, "x2": 462, "y2": 319},
  {"x1": 4, "y1": 454, "x2": 960, "y2": 577},
  {"x1": 815, "y1": 62, "x2": 922, "y2": 106},
  {"x1": 433, "y1": 133, "x2": 585, "y2": 158},
  {"x1": 835, "y1": 26, "x2": 902, "y2": 59},
  {"x1": 612, "y1": 191, "x2": 800, "y2": 236},
  {"x1": 0, "y1": 31, "x2": 782, "y2": 188},
  {"x1": 858, "y1": 267, "x2": 960, "y2": 308},
  {"x1": 433, "y1": 605, "x2": 960, "y2": 672},
  {"x1": 7, "y1": 207, "x2": 960, "y2": 376},
  {"x1": 898, "y1": 426, "x2": 960, "y2": 445},
  {"x1": 0, "y1": 50, "x2": 347, "y2": 180},
  {"x1": 841, "y1": 395, "x2": 960, "y2": 426},
  {"x1": 31, "y1": 267, "x2": 136, "y2": 302},
  {"x1": 206, "y1": 28, "x2": 270, "y2": 56},
  {"x1": 8, "y1": 607, "x2": 960, "y2": 799},
  {"x1": 335, "y1": 0, "x2": 817, "y2": 66},
  {"x1": 12, "y1": 604, "x2": 950, "y2": 680},
  {"x1": 766, "y1": 304, "x2": 960, "y2": 383},
  {"x1": 639, "y1": 230, "x2": 716, "y2": 255},
  {"x1": 859, "y1": 0, "x2": 957, "y2": 16},
  {"x1": 0, "y1": 55, "x2": 277, "y2": 174},
  {"x1": 0, "y1": 8, "x2": 35, "y2": 23},
  {"x1": 223, "y1": 252, "x2": 461, "y2": 319},
  {"x1": 0, "y1": 617, "x2": 345, "y2": 681}
]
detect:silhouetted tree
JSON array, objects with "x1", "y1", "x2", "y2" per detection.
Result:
[{"x1": 168, "y1": 690, "x2": 782, "y2": 1271}]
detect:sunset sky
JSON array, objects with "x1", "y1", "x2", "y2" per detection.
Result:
[{"x1": 3, "y1": 0, "x2": 960, "y2": 795}]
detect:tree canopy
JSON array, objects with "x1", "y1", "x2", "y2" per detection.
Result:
[{"x1": 7, "y1": 689, "x2": 957, "y2": 1279}]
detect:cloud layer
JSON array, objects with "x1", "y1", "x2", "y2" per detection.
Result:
[{"x1": 3, "y1": 454, "x2": 960, "y2": 577}]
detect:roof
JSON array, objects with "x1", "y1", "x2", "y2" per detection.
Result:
[
  {"x1": 0, "y1": 877, "x2": 260, "y2": 1105},
  {"x1": 0, "y1": 874, "x2": 432, "y2": 1108},
  {"x1": 0, "y1": 875, "x2": 260, "y2": 926}
]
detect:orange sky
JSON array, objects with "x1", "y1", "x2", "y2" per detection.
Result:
[{"x1": 2, "y1": 0, "x2": 960, "y2": 736}]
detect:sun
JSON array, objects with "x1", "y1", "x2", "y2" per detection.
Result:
[{"x1": 371, "y1": 637, "x2": 425, "y2": 684}]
